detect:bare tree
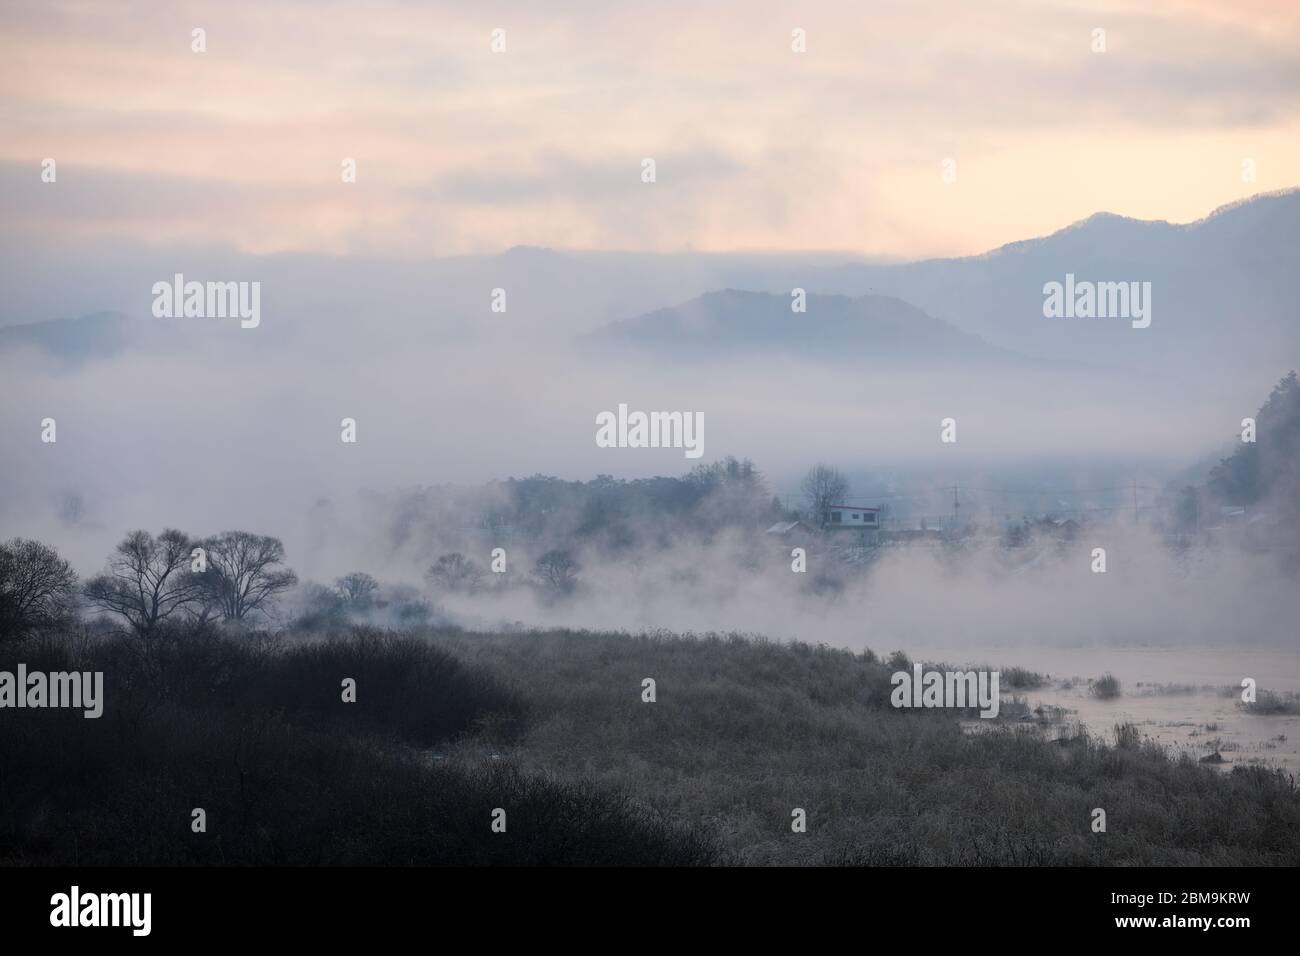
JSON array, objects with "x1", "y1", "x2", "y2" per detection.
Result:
[
  {"x1": 0, "y1": 538, "x2": 78, "y2": 640},
  {"x1": 533, "y1": 549, "x2": 580, "y2": 596},
  {"x1": 335, "y1": 571, "x2": 379, "y2": 608},
  {"x1": 84, "y1": 529, "x2": 205, "y2": 636},
  {"x1": 425, "y1": 553, "x2": 483, "y2": 593},
  {"x1": 203, "y1": 531, "x2": 298, "y2": 622},
  {"x1": 801, "y1": 464, "x2": 849, "y2": 528}
]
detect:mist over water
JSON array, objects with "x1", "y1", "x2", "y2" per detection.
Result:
[
  {"x1": 0, "y1": 332, "x2": 1254, "y2": 551},
  {"x1": 3, "y1": 214, "x2": 1298, "y2": 780},
  {"x1": 7, "y1": 0, "x2": 1300, "y2": 886}
]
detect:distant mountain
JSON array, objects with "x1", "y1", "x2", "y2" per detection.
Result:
[
  {"x1": 586, "y1": 289, "x2": 1035, "y2": 367},
  {"x1": 814, "y1": 189, "x2": 1300, "y2": 375},
  {"x1": 5, "y1": 191, "x2": 1294, "y2": 381},
  {"x1": 0, "y1": 309, "x2": 300, "y2": 362},
  {"x1": 0, "y1": 312, "x2": 144, "y2": 361}
]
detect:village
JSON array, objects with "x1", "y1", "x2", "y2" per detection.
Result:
[
  {"x1": 764, "y1": 491, "x2": 1286, "y2": 564},
  {"x1": 765, "y1": 500, "x2": 1081, "y2": 558}
]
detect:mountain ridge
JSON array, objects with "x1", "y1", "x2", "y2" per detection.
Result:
[{"x1": 586, "y1": 288, "x2": 1046, "y2": 368}]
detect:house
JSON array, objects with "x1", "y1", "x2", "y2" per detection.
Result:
[
  {"x1": 823, "y1": 504, "x2": 881, "y2": 531},
  {"x1": 767, "y1": 507, "x2": 883, "y2": 545},
  {"x1": 820, "y1": 505, "x2": 882, "y2": 544}
]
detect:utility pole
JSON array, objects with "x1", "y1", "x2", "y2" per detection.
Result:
[
  {"x1": 1132, "y1": 479, "x2": 1139, "y2": 525},
  {"x1": 952, "y1": 484, "x2": 960, "y2": 532}
]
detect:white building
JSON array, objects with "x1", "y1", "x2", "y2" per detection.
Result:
[{"x1": 823, "y1": 504, "x2": 881, "y2": 530}]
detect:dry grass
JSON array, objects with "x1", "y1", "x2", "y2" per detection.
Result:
[
  {"x1": 427, "y1": 626, "x2": 1300, "y2": 866},
  {"x1": 5, "y1": 622, "x2": 1297, "y2": 866}
]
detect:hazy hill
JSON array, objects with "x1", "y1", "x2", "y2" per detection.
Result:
[
  {"x1": 816, "y1": 189, "x2": 1300, "y2": 375},
  {"x1": 0, "y1": 308, "x2": 298, "y2": 362},
  {"x1": 4, "y1": 191, "x2": 1294, "y2": 382},
  {"x1": 587, "y1": 289, "x2": 1032, "y2": 367},
  {"x1": 0, "y1": 311, "x2": 143, "y2": 361}
]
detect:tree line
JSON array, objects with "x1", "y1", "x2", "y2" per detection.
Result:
[
  {"x1": 2, "y1": 458, "x2": 857, "y2": 642},
  {"x1": 0, "y1": 529, "x2": 296, "y2": 641}
]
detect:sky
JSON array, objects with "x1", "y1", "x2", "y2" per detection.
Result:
[{"x1": 2, "y1": 0, "x2": 1297, "y2": 260}]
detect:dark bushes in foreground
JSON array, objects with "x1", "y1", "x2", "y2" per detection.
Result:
[
  {"x1": 266, "y1": 629, "x2": 526, "y2": 745},
  {"x1": 12, "y1": 624, "x2": 524, "y2": 748},
  {"x1": 0, "y1": 704, "x2": 714, "y2": 865},
  {"x1": 6, "y1": 622, "x2": 1298, "y2": 866},
  {"x1": 0, "y1": 625, "x2": 716, "y2": 865}
]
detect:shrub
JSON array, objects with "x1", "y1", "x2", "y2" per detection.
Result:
[
  {"x1": 1114, "y1": 722, "x2": 1141, "y2": 749},
  {"x1": 1091, "y1": 673, "x2": 1122, "y2": 700},
  {"x1": 263, "y1": 630, "x2": 525, "y2": 746},
  {"x1": 886, "y1": 649, "x2": 911, "y2": 672},
  {"x1": 1000, "y1": 666, "x2": 1048, "y2": 690},
  {"x1": 1241, "y1": 690, "x2": 1300, "y2": 716}
]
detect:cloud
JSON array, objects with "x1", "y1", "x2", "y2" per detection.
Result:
[
  {"x1": 0, "y1": 0, "x2": 1297, "y2": 256},
  {"x1": 417, "y1": 149, "x2": 747, "y2": 205}
]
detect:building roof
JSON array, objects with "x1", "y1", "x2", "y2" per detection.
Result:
[{"x1": 827, "y1": 504, "x2": 881, "y2": 512}]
